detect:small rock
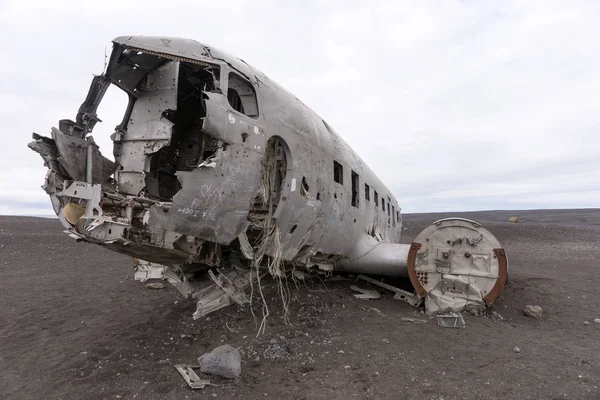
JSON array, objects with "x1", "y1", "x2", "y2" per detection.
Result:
[
  {"x1": 344, "y1": 365, "x2": 351, "y2": 369},
  {"x1": 594, "y1": 319, "x2": 600, "y2": 324},
  {"x1": 146, "y1": 282, "x2": 165, "y2": 290},
  {"x1": 466, "y1": 308, "x2": 480, "y2": 316},
  {"x1": 212, "y1": 394, "x2": 217, "y2": 398},
  {"x1": 584, "y1": 321, "x2": 590, "y2": 326},
  {"x1": 523, "y1": 305, "x2": 543, "y2": 318},
  {"x1": 508, "y1": 217, "x2": 519, "y2": 223},
  {"x1": 199, "y1": 344, "x2": 241, "y2": 379},
  {"x1": 513, "y1": 347, "x2": 521, "y2": 353}
]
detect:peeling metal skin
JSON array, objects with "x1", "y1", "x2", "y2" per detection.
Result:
[{"x1": 28, "y1": 36, "x2": 508, "y2": 316}]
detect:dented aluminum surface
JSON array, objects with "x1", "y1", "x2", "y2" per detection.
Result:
[{"x1": 28, "y1": 36, "x2": 509, "y2": 317}]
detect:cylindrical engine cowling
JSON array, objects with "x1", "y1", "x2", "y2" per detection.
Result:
[
  {"x1": 336, "y1": 218, "x2": 508, "y2": 313},
  {"x1": 336, "y1": 235, "x2": 410, "y2": 277}
]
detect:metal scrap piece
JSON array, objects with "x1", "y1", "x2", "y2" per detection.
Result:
[
  {"x1": 400, "y1": 317, "x2": 427, "y2": 324},
  {"x1": 357, "y1": 274, "x2": 422, "y2": 307},
  {"x1": 174, "y1": 364, "x2": 211, "y2": 389},
  {"x1": 437, "y1": 313, "x2": 466, "y2": 328},
  {"x1": 350, "y1": 285, "x2": 381, "y2": 300}
]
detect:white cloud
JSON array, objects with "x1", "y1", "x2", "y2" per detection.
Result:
[{"x1": 1, "y1": 0, "x2": 599, "y2": 215}]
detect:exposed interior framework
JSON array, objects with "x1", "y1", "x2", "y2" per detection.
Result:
[
  {"x1": 247, "y1": 136, "x2": 288, "y2": 244},
  {"x1": 145, "y1": 62, "x2": 221, "y2": 200}
]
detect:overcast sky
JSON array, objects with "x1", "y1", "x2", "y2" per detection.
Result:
[{"x1": 1, "y1": 0, "x2": 599, "y2": 216}]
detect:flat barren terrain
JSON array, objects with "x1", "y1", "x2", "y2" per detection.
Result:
[{"x1": 1, "y1": 209, "x2": 599, "y2": 399}]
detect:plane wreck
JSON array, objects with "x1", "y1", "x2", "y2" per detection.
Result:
[{"x1": 28, "y1": 36, "x2": 508, "y2": 318}]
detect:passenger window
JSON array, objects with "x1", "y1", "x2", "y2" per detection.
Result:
[
  {"x1": 365, "y1": 183, "x2": 370, "y2": 201},
  {"x1": 333, "y1": 161, "x2": 343, "y2": 184},
  {"x1": 227, "y1": 72, "x2": 259, "y2": 118},
  {"x1": 351, "y1": 171, "x2": 359, "y2": 208},
  {"x1": 374, "y1": 191, "x2": 379, "y2": 206}
]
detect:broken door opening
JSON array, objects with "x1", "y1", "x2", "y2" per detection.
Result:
[
  {"x1": 248, "y1": 136, "x2": 288, "y2": 240},
  {"x1": 145, "y1": 62, "x2": 222, "y2": 200}
]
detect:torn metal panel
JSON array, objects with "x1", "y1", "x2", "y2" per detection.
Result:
[
  {"x1": 150, "y1": 144, "x2": 263, "y2": 244},
  {"x1": 192, "y1": 267, "x2": 264, "y2": 319},
  {"x1": 133, "y1": 259, "x2": 167, "y2": 282},
  {"x1": 51, "y1": 128, "x2": 116, "y2": 184}
]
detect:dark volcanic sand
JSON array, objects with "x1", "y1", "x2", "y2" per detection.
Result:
[{"x1": 1, "y1": 209, "x2": 599, "y2": 400}]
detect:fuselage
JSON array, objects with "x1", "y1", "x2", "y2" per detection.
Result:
[{"x1": 30, "y1": 35, "x2": 403, "y2": 268}]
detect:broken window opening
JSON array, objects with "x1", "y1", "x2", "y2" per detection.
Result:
[
  {"x1": 333, "y1": 161, "x2": 343, "y2": 184},
  {"x1": 382, "y1": 198, "x2": 385, "y2": 211},
  {"x1": 227, "y1": 72, "x2": 259, "y2": 118},
  {"x1": 300, "y1": 177, "x2": 309, "y2": 199},
  {"x1": 374, "y1": 190, "x2": 379, "y2": 206},
  {"x1": 351, "y1": 171, "x2": 359, "y2": 208},
  {"x1": 93, "y1": 84, "x2": 129, "y2": 162},
  {"x1": 387, "y1": 197, "x2": 391, "y2": 216},
  {"x1": 365, "y1": 183, "x2": 370, "y2": 201},
  {"x1": 392, "y1": 206, "x2": 396, "y2": 226}
]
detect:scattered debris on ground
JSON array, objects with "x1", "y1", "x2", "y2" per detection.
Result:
[
  {"x1": 523, "y1": 305, "x2": 543, "y2": 318},
  {"x1": 5, "y1": 211, "x2": 600, "y2": 399},
  {"x1": 198, "y1": 344, "x2": 241, "y2": 379},
  {"x1": 594, "y1": 319, "x2": 600, "y2": 324},
  {"x1": 513, "y1": 347, "x2": 521, "y2": 353}
]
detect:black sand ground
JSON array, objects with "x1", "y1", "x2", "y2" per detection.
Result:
[{"x1": 1, "y1": 209, "x2": 599, "y2": 399}]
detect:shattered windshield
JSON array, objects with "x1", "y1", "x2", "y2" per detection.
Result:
[{"x1": 94, "y1": 84, "x2": 129, "y2": 161}]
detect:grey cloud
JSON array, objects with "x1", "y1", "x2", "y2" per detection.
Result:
[{"x1": 1, "y1": 0, "x2": 598, "y2": 215}]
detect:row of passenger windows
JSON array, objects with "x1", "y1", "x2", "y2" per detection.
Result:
[
  {"x1": 333, "y1": 160, "x2": 401, "y2": 224},
  {"x1": 227, "y1": 78, "x2": 401, "y2": 224}
]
